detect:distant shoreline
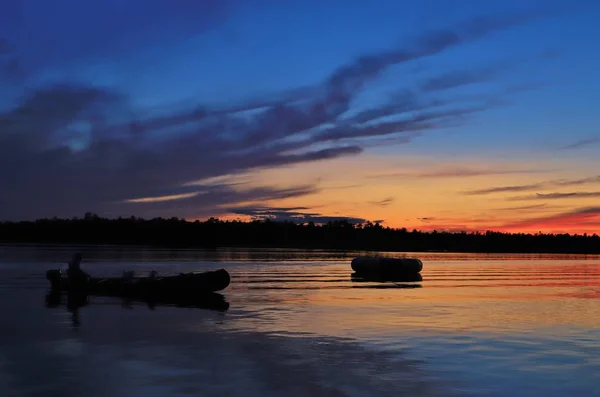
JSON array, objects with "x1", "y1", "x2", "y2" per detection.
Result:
[
  {"x1": 1, "y1": 213, "x2": 599, "y2": 255},
  {"x1": 2, "y1": 242, "x2": 600, "y2": 259}
]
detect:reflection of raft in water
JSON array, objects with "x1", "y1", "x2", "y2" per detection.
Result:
[
  {"x1": 46, "y1": 268, "x2": 231, "y2": 299},
  {"x1": 351, "y1": 272, "x2": 423, "y2": 283},
  {"x1": 350, "y1": 272, "x2": 422, "y2": 289},
  {"x1": 351, "y1": 256, "x2": 423, "y2": 275}
]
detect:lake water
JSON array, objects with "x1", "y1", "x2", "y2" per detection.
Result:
[{"x1": 1, "y1": 245, "x2": 599, "y2": 396}]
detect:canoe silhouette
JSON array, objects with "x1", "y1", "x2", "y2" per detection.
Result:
[{"x1": 46, "y1": 268, "x2": 231, "y2": 299}]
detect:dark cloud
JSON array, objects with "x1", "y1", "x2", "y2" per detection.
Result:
[
  {"x1": 577, "y1": 207, "x2": 600, "y2": 214},
  {"x1": 420, "y1": 46, "x2": 562, "y2": 93},
  {"x1": 558, "y1": 137, "x2": 600, "y2": 150},
  {"x1": 554, "y1": 176, "x2": 600, "y2": 186},
  {"x1": 372, "y1": 167, "x2": 545, "y2": 180},
  {"x1": 228, "y1": 9, "x2": 547, "y2": 149},
  {"x1": 273, "y1": 146, "x2": 363, "y2": 163},
  {"x1": 420, "y1": 65, "x2": 506, "y2": 92},
  {"x1": 115, "y1": 184, "x2": 320, "y2": 220},
  {"x1": 492, "y1": 204, "x2": 551, "y2": 211},
  {"x1": 0, "y1": 9, "x2": 553, "y2": 220},
  {"x1": 535, "y1": 192, "x2": 600, "y2": 199},
  {"x1": 0, "y1": 80, "x2": 371, "y2": 220},
  {"x1": 508, "y1": 192, "x2": 600, "y2": 201},
  {"x1": 466, "y1": 175, "x2": 600, "y2": 195},
  {"x1": 228, "y1": 206, "x2": 368, "y2": 225},
  {"x1": 463, "y1": 183, "x2": 546, "y2": 195},
  {"x1": 369, "y1": 197, "x2": 395, "y2": 207}
]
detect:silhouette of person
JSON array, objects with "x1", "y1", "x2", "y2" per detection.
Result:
[{"x1": 67, "y1": 253, "x2": 90, "y2": 286}]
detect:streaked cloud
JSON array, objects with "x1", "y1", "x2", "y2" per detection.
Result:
[
  {"x1": 368, "y1": 197, "x2": 395, "y2": 207},
  {"x1": 0, "y1": 7, "x2": 552, "y2": 221},
  {"x1": 463, "y1": 175, "x2": 600, "y2": 195},
  {"x1": 558, "y1": 137, "x2": 600, "y2": 150},
  {"x1": 463, "y1": 183, "x2": 546, "y2": 195},
  {"x1": 554, "y1": 176, "x2": 600, "y2": 186},
  {"x1": 497, "y1": 207, "x2": 600, "y2": 233},
  {"x1": 508, "y1": 192, "x2": 600, "y2": 200},
  {"x1": 120, "y1": 184, "x2": 321, "y2": 220},
  {"x1": 492, "y1": 204, "x2": 552, "y2": 211},
  {"x1": 125, "y1": 192, "x2": 201, "y2": 203},
  {"x1": 371, "y1": 166, "x2": 545, "y2": 180},
  {"x1": 420, "y1": 65, "x2": 506, "y2": 92}
]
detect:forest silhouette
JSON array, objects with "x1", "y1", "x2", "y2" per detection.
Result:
[{"x1": 1, "y1": 212, "x2": 599, "y2": 254}]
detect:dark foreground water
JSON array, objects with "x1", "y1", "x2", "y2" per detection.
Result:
[{"x1": 0, "y1": 245, "x2": 599, "y2": 396}]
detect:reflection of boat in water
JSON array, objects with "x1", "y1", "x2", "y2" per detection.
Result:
[
  {"x1": 351, "y1": 272, "x2": 423, "y2": 283},
  {"x1": 45, "y1": 289, "x2": 230, "y2": 312},
  {"x1": 45, "y1": 289, "x2": 229, "y2": 329},
  {"x1": 351, "y1": 271, "x2": 423, "y2": 288},
  {"x1": 45, "y1": 259, "x2": 231, "y2": 327}
]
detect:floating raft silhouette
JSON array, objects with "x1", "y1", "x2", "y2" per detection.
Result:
[{"x1": 351, "y1": 256, "x2": 423, "y2": 275}]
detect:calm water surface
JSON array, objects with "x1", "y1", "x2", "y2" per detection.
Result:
[{"x1": 0, "y1": 245, "x2": 599, "y2": 396}]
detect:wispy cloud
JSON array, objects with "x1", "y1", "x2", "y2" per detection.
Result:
[
  {"x1": 464, "y1": 175, "x2": 600, "y2": 195},
  {"x1": 372, "y1": 166, "x2": 545, "y2": 180},
  {"x1": 125, "y1": 192, "x2": 201, "y2": 204},
  {"x1": 411, "y1": 203, "x2": 600, "y2": 233},
  {"x1": 492, "y1": 204, "x2": 552, "y2": 211},
  {"x1": 552, "y1": 176, "x2": 600, "y2": 187},
  {"x1": 508, "y1": 192, "x2": 600, "y2": 201},
  {"x1": 420, "y1": 65, "x2": 507, "y2": 92},
  {"x1": 369, "y1": 197, "x2": 395, "y2": 207},
  {"x1": 119, "y1": 184, "x2": 320, "y2": 220},
  {"x1": 0, "y1": 7, "x2": 554, "y2": 220},
  {"x1": 558, "y1": 137, "x2": 600, "y2": 150},
  {"x1": 497, "y1": 207, "x2": 600, "y2": 232},
  {"x1": 463, "y1": 183, "x2": 546, "y2": 195}
]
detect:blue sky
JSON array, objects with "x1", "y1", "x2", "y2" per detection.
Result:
[
  {"x1": 1, "y1": 0, "x2": 600, "y2": 232},
  {"x1": 5, "y1": 1, "x2": 599, "y2": 146}
]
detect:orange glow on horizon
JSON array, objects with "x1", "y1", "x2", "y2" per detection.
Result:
[{"x1": 184, "y1": 153, "x2": 600, "y2": 235}]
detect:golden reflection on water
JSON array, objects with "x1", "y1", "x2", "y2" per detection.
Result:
[
  {"x1": 221, "y1": 259, "x2": 600, "y2": 336},
  {"x1": 1, "y1": 249, "x2": 599, "y2": 397}
]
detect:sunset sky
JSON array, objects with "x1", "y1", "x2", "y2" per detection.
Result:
[{"x1": 1, "y1": 0, "x2": 600, "y2": 234}]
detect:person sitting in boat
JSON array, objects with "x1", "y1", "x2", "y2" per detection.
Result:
[
  {"x1": 67, "y1": 253, "x2": 90, "y2": 285},
  {"x1": 122, "y1": 270, "x2": 135, "y2": 284}
]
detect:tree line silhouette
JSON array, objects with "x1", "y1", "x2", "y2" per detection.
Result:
[{"x1": 0, "y1": 212, "x2": 599, "y2": 254}]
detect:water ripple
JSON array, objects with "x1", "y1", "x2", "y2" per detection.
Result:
[{"x1": 0, "y1": 248, "x2": 599, "y2": 396}]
